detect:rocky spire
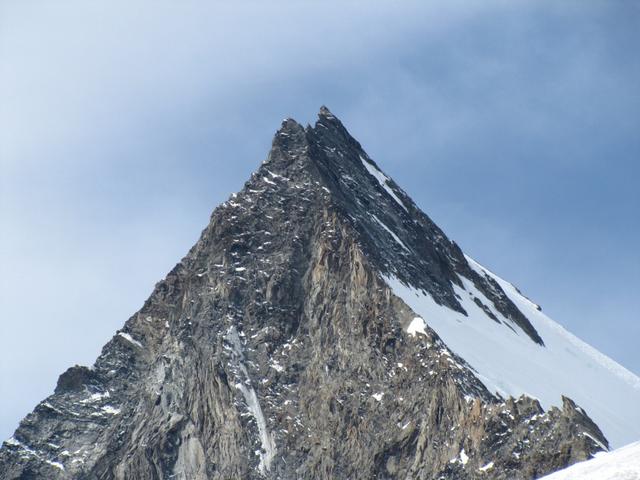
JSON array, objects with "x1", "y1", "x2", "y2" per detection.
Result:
[{"x1": 0, "y1": 108, "x2": 605, "y2": 480}]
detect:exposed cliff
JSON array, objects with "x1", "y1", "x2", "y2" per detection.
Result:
[{"x1": 0, "y1": 108, "x2": 611, "y2": 480}]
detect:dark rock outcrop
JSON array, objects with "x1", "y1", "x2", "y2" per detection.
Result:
[{"x1": 0, "y1": 107, "x2": 606, "y2": 479}]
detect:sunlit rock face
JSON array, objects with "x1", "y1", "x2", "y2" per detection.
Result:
[{"x1": 1, "y1": 108, "x2": 622, "y2": 480}]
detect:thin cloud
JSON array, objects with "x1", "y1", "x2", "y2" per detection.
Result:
[{"x1": 1, "y1": 0, "x2": 638, "y2": 442}]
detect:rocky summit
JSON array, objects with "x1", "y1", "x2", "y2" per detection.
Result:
[{"x1": 1, "y1": 107, "x2": 623, "y2": 479}]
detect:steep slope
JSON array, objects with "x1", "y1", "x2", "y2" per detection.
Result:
[
  {"x1": 0, "y1": 107, "x2": 630, "y2": 480},
  {"x1": 384, "y1": 257, "x2": 640, "y2": 450},
  {"x1": 539, "y1": 441, "x2": 640, "y2": 480}
]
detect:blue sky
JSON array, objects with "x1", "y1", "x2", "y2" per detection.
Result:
[{"x1": 1, "y1": 1, "x2": 638, "y2": 441}]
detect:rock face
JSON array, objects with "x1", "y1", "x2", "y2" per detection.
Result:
[{"x1": 0, "y1": 108, "x2": 608, "y2": 479}]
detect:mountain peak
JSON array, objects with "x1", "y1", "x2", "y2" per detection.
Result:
[
  {"x1": 3, "y1": 108, "x2": 638, "y2": 480},
  {"x1": 310, "y1": 105, "x2": 354, "y2": 141},
  {"x1": 318, "y1": 105, "x2": 335, "y2": 118},
  {"x1": 279, "y1": 117, "x2": 304, "y2": 132},
  {"x1": 263, "y1": 109, "x2": 545, "y2": 346}
]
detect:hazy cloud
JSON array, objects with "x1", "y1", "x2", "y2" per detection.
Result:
[{"x1": 1, "y1": 0, "x2": 638, "y2": 440}]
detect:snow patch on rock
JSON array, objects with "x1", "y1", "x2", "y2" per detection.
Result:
[
  {"x1": 359, "y1": 155, "x2": 408, "y2": 212},
  {"x1": 383, "y1": 262, "x2": 640, "y2": 448},
  {"x1": 226, "y1": 326, "x2": 276, "y2": 475},
  {"x1": 407, "y1": 317, "x2": 428, "y2": 337},
  {"x1": 117, "y1": 332, "x2": 143, "y2": 348}
]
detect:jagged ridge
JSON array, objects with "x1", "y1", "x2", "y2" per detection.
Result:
[{"x1": 0, "y1": 108, "x2": 609, "y2": 480}]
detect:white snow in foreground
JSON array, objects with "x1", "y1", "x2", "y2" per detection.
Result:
[
  {"x1": 359, "y1": 155, "x2": 408, "y2": 212},
  {"x1": 539, "y1": 441, "x2": 640, "y2": 480},
  {"x1": 383, "y1": 255, "x2": 640, "y2": 448},
  {"x1": 117, "y1": 332, "x2": 143, "y2": 348}
]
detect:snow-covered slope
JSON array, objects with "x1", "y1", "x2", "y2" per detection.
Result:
[
  {"x1": 539, "y1": 441, "x2": 640, "y2": 479},
  {"x1": 0, "y1": 108, "x2": 632, "y2": 480},
  {"x1": 383, "y1": 256, "x2": 640, "y2": 448}
]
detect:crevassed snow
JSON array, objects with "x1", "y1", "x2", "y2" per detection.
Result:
[
  {"x1": 383, "y1": 255, "x2": 640, "y2": 448},
  {"x1": 370, "y1": 215, "x2": 410, "y2": 252},
  {"x1": 539, "y1": 441, "x2": 640, "y2": 480},
  {"x1": 359, "y1": 155, "x2": 408, "y2": 212}
]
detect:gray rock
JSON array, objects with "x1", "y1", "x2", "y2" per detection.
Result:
[{"x1": 0, "y1": 107, "x2": 607, "y2": 479}]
